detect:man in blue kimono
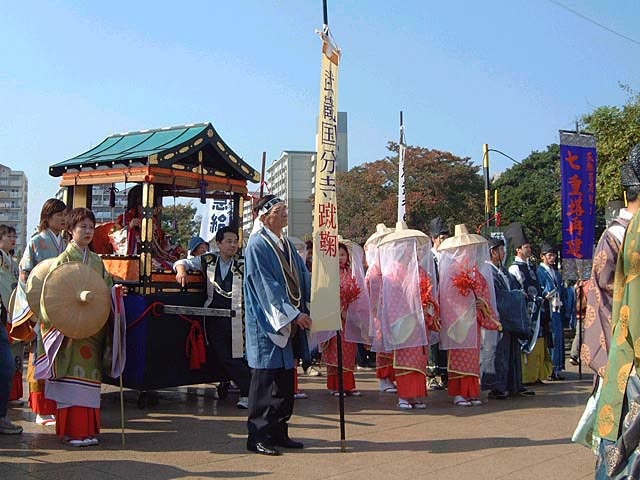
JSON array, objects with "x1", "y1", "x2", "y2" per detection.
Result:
[
  {"x1": 537, "y1": 242, "x2": 567, "y2": 381},
  {"x1": 482, "y1": 237, "x2": 534, "y2": 398},
  {"x1": 244, "y1": 195, "x2": 312, "y2": 456}
]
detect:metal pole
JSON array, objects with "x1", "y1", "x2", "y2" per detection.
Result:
[
  {"x1": 576, "y1": 282, "x2": 584, "y2": 380},
  {"x1": 320, "y1": 0, "x2": 345, "y2": 452},
  {"x1": 483, "y1": 144, "x2": 490, "y2": 226},
  {"x1": 259, "y1": 152, "x2": 266, "y2": 199},
  {"x1": 336, "y1": 329, "x2": 346, "y2": 452},
  {"x1": 323, "y1": 0, "x2": 328, "y2": 27}
]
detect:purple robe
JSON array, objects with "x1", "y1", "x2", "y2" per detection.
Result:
[{"x1": 582, "y1": 211, "x2": 632, "y2": 376}]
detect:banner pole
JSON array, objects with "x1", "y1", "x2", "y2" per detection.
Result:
[
  {"x1": 259, "y1": 152, "x2": 266, "y2": 199},
  {"x1": 336, "y1": 328, "x2": 346, "y2": 451},
  {"x1": 483, "y1": 144, "x2": 490, "y2": 228}
]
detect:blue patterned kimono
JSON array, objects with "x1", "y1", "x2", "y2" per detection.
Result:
[
  {"x1": 537, "y1": 264, "x2": 567, "y2": 375},
  {"x1": 244, "y1": 228, "x2": 311, "y2": 370}
]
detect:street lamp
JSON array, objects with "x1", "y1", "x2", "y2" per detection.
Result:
[{"x1": 482, "y1": 144, "x2": 522, "y2": 229}]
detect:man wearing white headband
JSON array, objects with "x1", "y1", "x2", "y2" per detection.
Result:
[{"x1": 244, "y1": 195, "x2": 313, "y2": 456}]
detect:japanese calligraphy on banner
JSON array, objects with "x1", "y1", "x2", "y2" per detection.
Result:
[
  {"x1": 199, "y1": 198, "x2": 232, "y2": 241},
  {"x1": 310, "y1": 33, "x2": 342, "y2": 333},
  {"x1": 559, "y1": 130, "x2": 597, "y2": 281}
]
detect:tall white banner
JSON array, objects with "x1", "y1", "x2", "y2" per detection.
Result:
[{"x1": 310, "y1": 31, "x2": 342, "y2": 333}]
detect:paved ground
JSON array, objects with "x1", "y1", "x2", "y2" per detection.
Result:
[{"x1": 1, "y1": 363, "x2": 596, "y2": 480}]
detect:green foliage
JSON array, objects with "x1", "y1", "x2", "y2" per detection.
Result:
[
  {"x1": 338, "y1": 143, "x2": 484, "y2": 243},
  {"x1": 493, "y1": 144, "x2": 562, "y2": 249},
  {"x1": 581, "y1": 91, "x2": 640, "y2": 207},
  {"x1": 160, "y1": 202, "x2": 200, "y2": 248}
]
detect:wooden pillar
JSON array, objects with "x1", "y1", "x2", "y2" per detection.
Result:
[
  {"x1": 139, "y1": 182, "x2": 154, "y2": 291},
  {"x1": 72, "y1": 185, "x2": 91, "y2": 208},
  {"x1": 234, "y1": 192, "x2": 244, "y2": 248}
]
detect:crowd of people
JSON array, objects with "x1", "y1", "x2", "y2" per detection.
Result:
[{"x1": 0, "y1": 169, "x2": 619, "y2": 462}]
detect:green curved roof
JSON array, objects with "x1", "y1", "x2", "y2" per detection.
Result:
[{"x1": 49, "y1": 122, "x2": 260, "y2": 182}]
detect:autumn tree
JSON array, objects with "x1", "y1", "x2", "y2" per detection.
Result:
[
  {"x1": 580, "y1": 88, "x2": 640, "y2": 207},
  {"x1": 493, "y1": 144, "x2": 562, "y2": 249},
  {"x1": 160, "y1": 202, "x2": 200, "y2": 248},
  {"x1": 337, "y1": 143, "x2": 484, "y2": 243}
]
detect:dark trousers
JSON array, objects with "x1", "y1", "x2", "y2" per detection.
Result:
[
  {"x1": 0, "y1": 319, "x2": 14, "y2": 418},
  {"x1": 206, "y1": 317, "x2": 251, "y2": 396},
  {"x1": 429, "y1": 343, "x2": 448, "y2": 379},
  {"x1": 494, "y1": 331, "x2": 524, "y2": 394},
  {"x1": 247, "y1": 368, "x2": 294, "y2": 444},
  {"x1": 550, "y1": 313, "x2": 565, "y2": 374}
]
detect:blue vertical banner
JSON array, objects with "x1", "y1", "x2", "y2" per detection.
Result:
[{"x1": 559, "y1": 130, "x2": 597, "y2": 281}]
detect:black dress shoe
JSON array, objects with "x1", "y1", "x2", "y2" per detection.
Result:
[
  {"x1": 274, "y1": 437, "x2": 304, "y2": 449},
  {"x1": 488, "y1": 390, "x2": 509, "y2": 400},
  {"x1": 247, "y1": 440, "x2": 281, "y2": 456},
  {"x1": 516, "y1": 389, "x2": 535, "y2": 396}
]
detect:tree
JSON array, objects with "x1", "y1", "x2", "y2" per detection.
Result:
[
  {"x1": 337, "y1": 143, "x2": 484, "y2": 243},
  {"x1": 580, "y1": 90, "x2": 640, "y2": 208},
  {"x1": 160, "y1": 202, "x2": 200, "y2": 248},
  {"x1": 493, "y1": 144, "x2": 562, "y2": 249}
]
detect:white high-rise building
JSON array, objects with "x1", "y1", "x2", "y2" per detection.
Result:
[
  {"x1": 242, "y1": 112, "x2": 348, "y2": 240},
  {"x1": 0, "y1": 164, "x2": 28, "y2": 255}
]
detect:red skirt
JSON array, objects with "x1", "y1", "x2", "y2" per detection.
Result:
[
  {"x1": 9, "y1": 371, "x2": 23, "y2": 401},
  {"x1": 447, "y1": 376, "x2": 480, "y2": 398},
  {"x1": 326, "y1": 369, "x2": 356, "y2": 392},
  {"x1": 376, "y1": 353, "x2": 395, "y2": 380},
  {"x1": 29, "y1": 391, "x2": 57, "y2": 415},
  {"x1": 56, "y1": 406, "x2": 100, "y2": 439},
  {"x1": 396, "y1": 371, "x2": 427, "y2": 398}
]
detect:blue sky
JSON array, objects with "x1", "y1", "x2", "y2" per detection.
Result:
[{"x1": 1, "y1": 0, "x2": 639, "y2": 234}]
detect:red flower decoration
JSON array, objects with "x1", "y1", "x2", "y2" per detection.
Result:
[
  {"x1": 420, "y1": 270, "x2": 440, "y2": 330},
  {"x1": 340, "y1": 273, "x2": 362, "y2": 311},
  {"x1": 452, "y1": 264, "x2": 480, "y2": 297},
  {"x1": 419, "y1": 274, "x2": 434, "y2": 307}
]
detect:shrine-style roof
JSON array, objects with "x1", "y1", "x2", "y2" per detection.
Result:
[{"x1": 49, "y1": 122, "x2": 260, "y2": 183}]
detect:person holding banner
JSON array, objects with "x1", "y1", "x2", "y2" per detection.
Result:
[
  {"x1": 244, "y1": 195, "x2": 312, "y2": 456},
  {"x1": 174, "y1": 227, "x2": 251, "y2": 410}
]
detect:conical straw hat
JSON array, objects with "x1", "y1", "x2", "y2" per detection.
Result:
[
  {"x1": 25, "y1": 258, "x2": 57, "y2": 319},
  {"x1": 364, "y1": 223, "x2": 395, "y2": 249},
  {"x1": 438, "y1": 224, "x2": 487, "y2": 251},
  {"x1": 378, "y1": 221, "x2": 429, "y2": 247},
  {"x1": 41, "y1": 262, "x2": 110, "y2": 339}
]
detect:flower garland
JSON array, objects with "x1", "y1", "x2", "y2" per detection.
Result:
[
  {"x1": 452, "y1": 264, "x2": 481, "y2": 297},
  {"x1": 340, "y1": 273, "x2": 362, "y2": 311}
]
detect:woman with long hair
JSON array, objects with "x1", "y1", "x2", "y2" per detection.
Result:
[{"x1": 11, "y1": 198, "x2": 67, "y2": 426}]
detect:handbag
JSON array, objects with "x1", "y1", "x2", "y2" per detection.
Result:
[{"x1": 495, "y1": 289, "x2": 531, "y2": 339}]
